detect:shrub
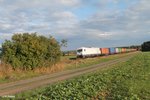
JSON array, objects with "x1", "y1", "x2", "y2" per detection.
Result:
[{"x1": 1, "y1": 33, "x2": 61, "y2": 70}]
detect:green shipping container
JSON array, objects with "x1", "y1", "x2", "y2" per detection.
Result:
[{"x1": 118, "y1": 48, "x2": 122, "y2": 53}]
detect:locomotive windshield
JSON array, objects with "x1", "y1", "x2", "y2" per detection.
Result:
[{"x1": 77, "y1": 49, "x2": 82, "y2": 53}]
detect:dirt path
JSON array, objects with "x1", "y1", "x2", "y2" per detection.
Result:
[{"x1": 0, "y1": 52, "x2": 138, "y2": 96}]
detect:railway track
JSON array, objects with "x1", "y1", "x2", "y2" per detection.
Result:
[{"x1": 0, "y1": 52, "x2": 138, "y2": 96}]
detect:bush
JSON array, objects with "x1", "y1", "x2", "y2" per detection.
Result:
[
  {"x1": 141, "y1": 41, "x2": 150, "y2": 51},
  {"x1": 1, "y1": 33, "x2": 61, "y2": 70}
]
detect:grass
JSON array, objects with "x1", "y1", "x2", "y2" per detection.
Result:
[
  {"x1": 0, "y1": 64, "x2": 39, "y2": 83},
  {"x1": 13, "y1": 52, "x2": 150, "y2": 100},
  {"x1": 63, "y1": 52, "x2": 138, "y2": 70},
  {"x1": 0, "y1": 52, "x2": 138, "y2": 84}
]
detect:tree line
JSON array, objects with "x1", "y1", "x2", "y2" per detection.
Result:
[{"x1": 141, "y1": 41, "x2": 150, "y2": 51}]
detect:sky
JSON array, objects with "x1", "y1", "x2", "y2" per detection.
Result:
[{"x1": 0, "y1": 0, "x2": 150, "y2": 50}]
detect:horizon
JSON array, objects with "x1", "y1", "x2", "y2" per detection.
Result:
[{"x1": 0, "y1": 0, "x2": 150, "y2": 50}]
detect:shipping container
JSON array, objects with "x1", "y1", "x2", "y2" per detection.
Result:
[
  {"x1": 115, "y1": 48, "x2": 119, "y2": 53},
  {"x1": 100, "y1": 48, "x2": 109, "y2": 55},
  {"x1": 122, "y1": 48, "x2": 126, "y2": 53},
  {"x1": 126, "y1": 48, "x2": 130, "y2": 52},
  {"x1": 125, "y1": 48, "x2": 127, "y2": 52},
  {"x1": 115, "y1": 48, "x2": 122, "y2": 53},
  {"x1": 131, "y1": 48, "x2": 137, "y2": 52},
  {"x1": 109, "y1": 47, "x2": 116, "y2": 54},
  {"x1": 118, "y1": 48, "x2": 122, "y2": 53}
]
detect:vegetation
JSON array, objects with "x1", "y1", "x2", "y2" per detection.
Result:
[
  {"x1": 1, "y1": 33, "x2": 61, "y2": 70},
  {"x1": 0, "y1": 47, "x2": 2, "y2": 58},
  {"x1": 141, "y1": 41, "x2": 150, "y2": 51},
  {"x1": 15, "y1": 52, "x2": 150, "y2": 100},
  {"x1": 0, "y1": 52, "x2": 134, "y2": 83},
  {"x1": 62, "y1": 50, "x2": 76, "y2": 56},
  {"x1": 60, "y1": 39, "x2": 68, "y2": 56},
  {"x1": 62, "y1": 52, "x2": 135, "y2": 70},
  {"x1": 60, "y1": 39, "x2": 67, "y2": 48}
]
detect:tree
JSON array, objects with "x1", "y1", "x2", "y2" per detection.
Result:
[
  {"x1": 2, "y1": 33, "x2": 61, "y2": 70},
  {"x1": 60, "y1": 39, "x2": 67, "y2": 48},
  {"x1": 141, "y1": 41, "x2": 150, "y2": 51},
  {"x1": 60, "y1": 39, "x2": 68, "y2": 56}
]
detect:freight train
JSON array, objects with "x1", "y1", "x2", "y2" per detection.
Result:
[{"x1": 77, "y1": 47, "x2": 137, "y2": 58}]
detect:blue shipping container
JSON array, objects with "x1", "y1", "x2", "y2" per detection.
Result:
[{"x1": 109, "y1": 47, "x2": 116, "y2": 54}]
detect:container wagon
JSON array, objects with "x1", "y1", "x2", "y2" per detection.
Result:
[
  {"x1": 126, "y1": 48, "x2": 130, "y2": 52},
  {"x1": 109, "y1": 47, "x2": 116, "y2": 54},
  {"x1": 121, "y1": 48, "x2": 126, "y2": 53},
  {"x1": 100, "y1": 48, "x2": 109, "y2": 55},
  {"x1": 115, "y1": 48, "x2": 122, "y2": 53},
  {"x1": 118, "y1": 48, "x2": 122, "y2": 53}
]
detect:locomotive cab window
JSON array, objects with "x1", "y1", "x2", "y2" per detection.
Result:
[{"x1": 77, "y1": 49, "x2": 82, "y2": 52}]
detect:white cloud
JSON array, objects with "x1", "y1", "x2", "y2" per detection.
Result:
[
  {"x1": 83, "y1": 29, "x2": 112, "y2": 39},
  {"x1": 59, "y1": 0, "x2": 80, "y2": 7},
  {"x1": 0, "y1": 33, "x2": 13, "y2": 40},
  {"x1": 52, "y1": 11, "x2": 76, "y2": 20},
  {"x1": 0, "y1": 0, "x2": 80, "y2": 39},
  {"x1": 0, "y1": 0, "x2": 150, "y2": 49}
]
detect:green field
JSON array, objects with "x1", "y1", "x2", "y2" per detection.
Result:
[{"x1": 14, "y1": 52, "x2": 150, "y2": 100}]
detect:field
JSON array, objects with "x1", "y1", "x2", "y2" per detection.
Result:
[
  {"x1": 0, "y1": 52, "x2": 135, "y2": 83},
  {"x1": 14, "y1": 52, "x2": 150, "y2": 99}
]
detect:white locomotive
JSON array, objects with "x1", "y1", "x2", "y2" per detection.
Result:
[{"x1": 77, "y1": 47, "x2": 101, "y2": 58}]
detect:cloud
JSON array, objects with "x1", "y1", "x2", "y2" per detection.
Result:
[
  {"x1": 0, "y1": 0, "x2": 80, "y2": 37},
  {"x1": 0, "y1": 33, "x2": 13, "y2": 43},
  {"x1": 0, "y1": 0, "x2": 150, "y2": 50},
  {"x1": 67, "y1": 0, "x2": 150, "y2": 49},
  {"x1": 79, "y1": 0, "x2": 149, "y2": 38},
  {"x1": 59, "y1": 0, "x2": 81, "y2": 7},
  {"x1": 52, "y1": 11, "x2": 76, "y2": 21}
]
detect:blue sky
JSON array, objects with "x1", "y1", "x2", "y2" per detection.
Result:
[{"x1": 0, "y1": 0, "x2": 150, "y2": 50}]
